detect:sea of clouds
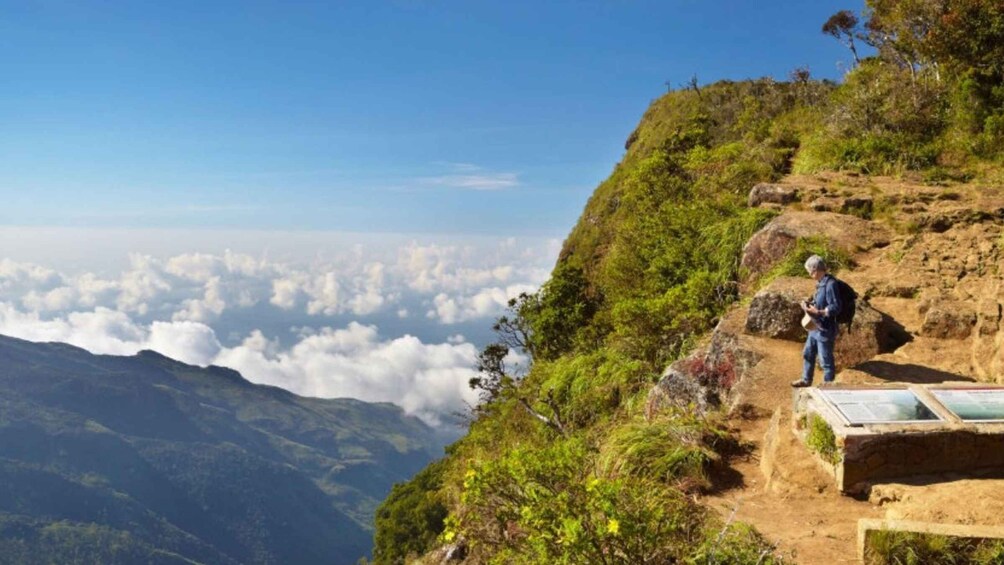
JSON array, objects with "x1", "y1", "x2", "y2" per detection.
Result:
[{"x1": 0, "y1": 230, "x2": 560, "y2": 425}]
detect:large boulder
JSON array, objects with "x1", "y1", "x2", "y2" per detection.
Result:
[
  {"x1": 739, "y1": 211, "x2": 892, "y2": 281},
  {"x1": 645, "y1": 331, "x2": 762, "y2": 420},
  {"x1": 836, "y1": 303, "x2": 892, "y2": 369},
  {"x1": 748, "y1": 183, "x2": 799, "y2": 208},
  {"x1": 739, "y1": 221, "x2": 800, "y2": 282},
  {"x1": 744, "y1": 276, "x2": 905, "y2": 369},
  {"x1": 745, "y1": 277, "x2": 813, "y2": 341},
  {"x1": 645, "y1": 363, "x2": 713, "y2": 420}
]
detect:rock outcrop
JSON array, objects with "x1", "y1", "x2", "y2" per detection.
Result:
[
  {"x1": 916, "y1": 207, "x2": 1004, "y2": 233},
  {"x1": 920, "y1": 300, "x2": 977, "y2": 339},
  {"x1": 748, "y1": 183, "x2": 799, "y2": 208},
  {"x1": 809, "y1": 195, "x2": 873, "y2": 216},
  {"x1": 645, "y1": 363, "x2": 714, "y2": 419},
  {"x1": 745, "y1": 277, "x2": 813, "y2": 341},
  {"x1": 739, "y1": 211, "x2": 892, "y2": 281},
  {"x1": 971, "y1": 281, "x2": 1004, "y2": 382},
  {"x1": 645, "y1": 331, "x2": 762, "y2": 420}
]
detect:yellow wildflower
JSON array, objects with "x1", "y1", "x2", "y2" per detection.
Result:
[{"x1": 606, "y1": 518, "x2": 620, "y2": 536}]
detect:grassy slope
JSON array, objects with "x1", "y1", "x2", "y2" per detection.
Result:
[{"x1": 375, "y1": 78, "x2": 836, "y2": 565}]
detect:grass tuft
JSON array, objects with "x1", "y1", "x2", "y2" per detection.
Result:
[
  {"x1": 865, "y1": 529, "x2": 1004, "y2": 565},
  {"x1": 805, "y1": 413, "x2": 839, "y2": 465}
]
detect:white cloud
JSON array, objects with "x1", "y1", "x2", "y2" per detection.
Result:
[
  {"x1": 345, "y1": 262, "x2": 387, "y2": 315},
  {"x1": 0, "y1": 303, "x2": 477, "y2": 425},
  {"x1": 270, "y1": 276, "x2": 303, "y2": 309},
  {"x1": 1, "y1": 238, "x2": 555, "y2": 326},
  {"x1": 398, "y1": 242, "x2": 522, "y2": 295},
  {"x1": 419, "y1": 163, "x2": 520, "y2": 191},
  {"x1": 116, "y1": 254, "x2": 171, "y2": 315},
  {"x1": 0, "y1": 258, "x2": 62, "y2": 291},
  {"x1": 165, "y1": 252, "x2": 224, "y2": 282},
  {"x1": 172, "y1": 277, "x2": 227, "y2": 323},
  {"x1": 422, "y1": 173, "x2": 519, "y2": 191},
  {"x1": 75, "y1": 273, "x2": 119, "y2": 308},
  {"x1": 218, "y1": 323, "x2": 482, "y2": 425},
  {"x1": 305, "y1": 272, "x2": 342, "y2": 316},
  {"x1": 0, "y1": 234, "x2": 562, "y2": 425},
  {"x1": 427, "y1": 284, "x2": 537, "y2": 324},
  {"x1": 147, "y1": 320, "x2": 222, "y2": 366},
  {"x1": 22, "y1": 286, "x2": 79, "y2": 312}
]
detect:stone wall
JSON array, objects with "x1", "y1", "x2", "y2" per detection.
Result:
[
  {"x1": 793, "y1": 387, "x2": 1004, "y2": 494},
  {"x1": 841, "y1": 429, "x2": 1004, "y2": 493}
]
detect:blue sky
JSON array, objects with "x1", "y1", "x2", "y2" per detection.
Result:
[
  {"x1": 1, "y1": 0, "x2": 863, "y2": 235},
  {"x1": 1, "y1": 0, "x2": 868, "y2": 420}
]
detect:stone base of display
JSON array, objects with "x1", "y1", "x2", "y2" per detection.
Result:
[{"x1": 792, "y1": 384, "x2": 1004, "y2": 493}]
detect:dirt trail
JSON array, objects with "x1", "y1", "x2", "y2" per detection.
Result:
[
  {"x1": 697, "y1": 173, "x2": 1004, "y2": 563},
  {"x1": 704, "y1": 318, "x2": 882, "y2": 563}
]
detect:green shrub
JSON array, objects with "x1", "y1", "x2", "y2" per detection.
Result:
[
  {"x1": 600, "y1": 414, "x2": 724, "y2": 490},
  {"x1": 529, "y1": 349, "x2": 649, "y2": 430},
  {"x1": 450, "y1": 436, "x2": 784, "y2": 565},
  {"x1": 795, "y1": 132, "x2": 942, "y2": 175},
  {"x1": 372, "y1": 459, "x2": 449, "y2": 565},
  {"x1": 690, "y1": 522, "x2": 787, "y2": 565},
  {"x1": 805, "y1": 413, "x2": 840, "y2": 465}
]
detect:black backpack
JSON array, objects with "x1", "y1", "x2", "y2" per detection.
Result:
[{"x1": 833, "y1": 277, "x2": 857, "y2": 330}]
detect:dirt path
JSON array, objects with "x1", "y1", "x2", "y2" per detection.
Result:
[{"x1": 702, "y1": 326, "x2": 882, "y2": 563}]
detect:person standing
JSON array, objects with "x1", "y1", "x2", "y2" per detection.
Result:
[{"x1": 792, "y1": 255, "x2": 842, "y2": 387}]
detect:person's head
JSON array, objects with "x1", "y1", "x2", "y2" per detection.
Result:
[{"x1": 804, "y1": 255, "x2": 827, "y2": 281}]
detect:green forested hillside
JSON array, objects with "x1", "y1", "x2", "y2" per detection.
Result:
[
  {"x1": 0, "y1": 335, "x2": 444, "y2": 564},
  {"x1": 374, "y1": 2, "x2": 1004, "y2": 563}
]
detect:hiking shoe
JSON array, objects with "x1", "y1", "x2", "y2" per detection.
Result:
[{"x1": 790, "y1": 379, "x2": 810, "y2": 388}]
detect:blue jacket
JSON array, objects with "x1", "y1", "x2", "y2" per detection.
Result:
[{"x1": 812, "y1": 274, "x2": 842, "y2": 341}]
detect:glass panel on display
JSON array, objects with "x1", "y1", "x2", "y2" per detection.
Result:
[
  {"x1": 819, "y1": 389, "x2": 942, "y2": 425},
  {"x1": 930, "y1": 388, "x2": 1004, "y2": 422}
]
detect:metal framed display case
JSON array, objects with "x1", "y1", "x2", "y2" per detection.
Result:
[
  {"x1": 929, "y1": 388, "x2": 1004, "y2": 423},
  {"x1": 818, "y1": 388, "x2": 942, "y2": 426}
]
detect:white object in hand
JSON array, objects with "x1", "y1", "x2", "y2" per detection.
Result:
[{"x1": 801, "y1": 312, "x2": 818, "y2": 332}]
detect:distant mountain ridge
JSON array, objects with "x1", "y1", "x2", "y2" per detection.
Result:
[{"x1": 0, "y1": 334, "x2": 447, "y2": 564}]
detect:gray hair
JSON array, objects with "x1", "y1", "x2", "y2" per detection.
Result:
[{"x1": 805, "y1": 254, "x2": 827, "y2": 274}]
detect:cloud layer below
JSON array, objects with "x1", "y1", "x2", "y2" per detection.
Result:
[{"x1": 0, "y1": 233, "x2": 558, "y2": 424}]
